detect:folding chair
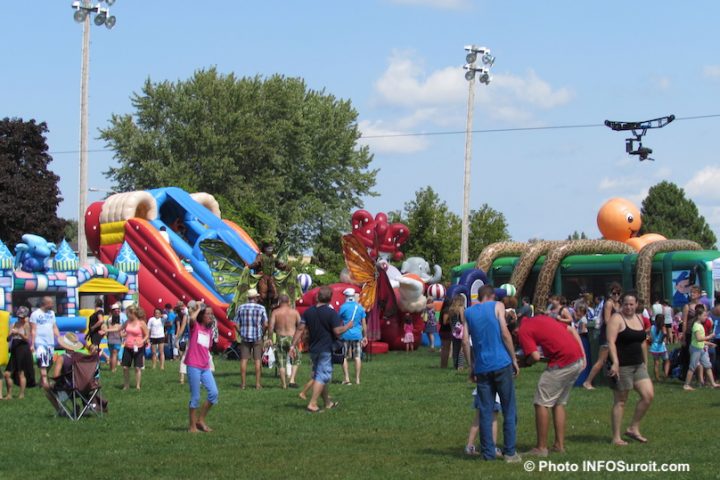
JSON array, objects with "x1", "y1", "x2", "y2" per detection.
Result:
[{"x1": 52, "y1": 353, "x2": 104, "y2": 421}]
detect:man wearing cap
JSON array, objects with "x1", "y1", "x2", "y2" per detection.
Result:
[
  {"x1": 234, "y1": 289, "x2": 268, "y2": 389},
  {"x1": 30, "y1": 297, "x2": 60, "y2": 389},
  {"x1": 106, "y1": 302, "x2": 127, "y2": 372},
  {"x1": 339, "y1": 288, "x2": 367, "y2": 385}
]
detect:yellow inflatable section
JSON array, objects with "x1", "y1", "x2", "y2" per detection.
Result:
[
  {"x1": 0, "y1": 311, "x2": 9, "y2": 366},
  {"x1": 100, "y1": 220, "x2": 127, "y2": 246}
]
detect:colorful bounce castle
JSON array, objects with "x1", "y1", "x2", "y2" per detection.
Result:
[
  {"x1": 0, "y1": 235, "x2": 136, "y2": 363},
  {"x1": 84, "y1": 187, "x2": 260, "y2": 350}
]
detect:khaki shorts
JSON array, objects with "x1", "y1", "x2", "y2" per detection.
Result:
[
  {"x1": 613, "y1": 363, "x2": 650, "y2": 391},
  {"x1": 534, "y1": 359, "x2": 584, "y2": 407},
  {"x1": 240, "y1": 340, "x2": 263, "y2": 361}
]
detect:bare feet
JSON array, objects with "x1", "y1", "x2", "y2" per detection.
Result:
[
  {"x1": 298, "y1": 392, "x2": 307, "y2": 400},
  {"x1": 122, "y1": 386, "x2": 129, "y2": 391},
  {"x1": 624, "y1": 430, "x2": 648, "y2": 443},
  {"x1": 683, "y1": 384, "x2": 695, "y2": 391},
  {"x1": 612, "y1": 439, "x2": 628, "y2": 446},
  {"x1": 582, "y1": 382, "x2": 595, "y2": 390},
  {"x1": 255, "y1": 384, "x2": 262, "y2": 390},
  {"x1": 188, "y1": 427, "x2": 200, "y2": 433},
  {"x1": 550, "y1": 445, "x2": 565, "y2": 454},
  {"x1": 17, "y1": 394, "x2": 24, "y2": 399},
  {"x1": 196, "y1": 422, "x2": 213, "y2": 432}
]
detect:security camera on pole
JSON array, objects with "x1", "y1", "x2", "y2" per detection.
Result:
[
  {"x1": 460, "y1": 45, "x2": 495, "y2": 265},
  {"x1": 70, "y1": 0, "x2": 117, "y2": 264}
]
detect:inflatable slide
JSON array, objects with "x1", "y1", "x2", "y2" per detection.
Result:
[{"x1": 85, "y1": 187, "x2": 259, "y2": 349}]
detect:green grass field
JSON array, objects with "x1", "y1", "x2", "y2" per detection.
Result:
[{"x1": 0, "y1": 348, "x2": 715, "y2": 479}]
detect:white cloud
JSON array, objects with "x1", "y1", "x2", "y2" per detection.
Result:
[
  {"x1": 388, "y1": 0, "x2": 471, "y2": 10},
  {"x1": 703, "y1": 65, "x2": 720, "y2": 79},
  {"x1": 358, "y1": 119, "x2": 430, "y2": 154},
  {"x1": 373, "y1": 52, "x2": 574, "y2": 115},
  {"x1": 685, "y1": 166, "x2": 720, "y2": 201}
]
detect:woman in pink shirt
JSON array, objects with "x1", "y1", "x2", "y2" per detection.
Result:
[
  {"x1": 121, "y1": 306, "x2": 149, "y2": 390},
  {"x1": 185, "y1": 301, "x2": 218, "y2": 433}
]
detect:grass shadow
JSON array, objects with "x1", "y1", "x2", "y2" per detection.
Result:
[{"x1": 567, "y1": 434, "x2": 608, "y2": 443}]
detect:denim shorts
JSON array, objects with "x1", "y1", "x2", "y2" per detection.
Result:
[{"x1": 311, "y1": 351, "x2": 333, "y2": 385}]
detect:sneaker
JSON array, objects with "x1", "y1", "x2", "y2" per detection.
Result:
[
  {"x1": 504, "y1": 453, "x2": 522, "y2": 463},
  {"x1": 464, "y1": 445, "x2": 479, "y2": 456}
]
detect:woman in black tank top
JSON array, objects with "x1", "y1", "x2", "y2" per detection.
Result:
[{"x1": 606, "y1": 291, "x2": 654, "y2": 446}]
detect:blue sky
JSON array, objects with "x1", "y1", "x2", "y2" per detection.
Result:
[{"x1": 3, "y1": 1, "x2": 720, "y2": 245}]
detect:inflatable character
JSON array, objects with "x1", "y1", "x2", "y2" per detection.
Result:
[
  {"x1": 597, "y1": 198, "x2": 641, "y2": 242},
  {"x1": 247, "y1": 242, "x2": 289, "y2": 307},
  {"x1": 14, "y1": 234, "x2": 57, "y2": 273},
  {"x1": 400, "y1": 256, "x2": 442, "y2": 284}
]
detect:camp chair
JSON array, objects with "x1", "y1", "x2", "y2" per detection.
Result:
[{"x1": 51, "y1": 353, "x2": 105, "y2": 421}]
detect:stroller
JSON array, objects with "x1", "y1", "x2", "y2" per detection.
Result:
[{"x1": 49, "y1": 352, "x2": 106, "y2": 421}]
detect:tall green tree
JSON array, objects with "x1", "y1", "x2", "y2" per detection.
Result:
[
  {"x1": 0, "y1": 118, "x2": 66, "y2": 246},
  {"x1": 640, "y1": 181, "x2": 717, "y2": 249},
  {"x1": 100, "y1": 68, "x2": 376, "y2": 253},
  {"x1": 566, "y1": 230, "x2": 588, "y2": 241},
  {"x1": 468, "y1": 204, "x2": 511, "y2": 261},
  {"x1": 400, "y1": 187, "x2": 461, "y2": 278}
]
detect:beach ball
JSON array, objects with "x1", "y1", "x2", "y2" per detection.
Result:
[
  {"x1": 500, "y1": 283, "x2": 517, "y2": 297},
  {"x1": 597, "y1": 198, "x2": 641, "y2": 242},
  {"x1": 427, "y1": 283, "x2": 446, "y2": 300},
  {"x1": 297, "y1": 273, "x2": 312, "y2": 293}
]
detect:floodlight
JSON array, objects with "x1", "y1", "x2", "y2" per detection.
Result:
[
  {"x1": 105, "y1": 15, "x2": 116, "y2": 29},
  {"x1": 94, "y1": 11, "x2": 107, "y2": 26},
  {"x1": 105, "y1": 0, "x2": 116, "y2": 5},
  {"x1": 479, "y1": 72, "x2": 492, "y2": 85},
  {"x1": 465, "y1": 70, "x2": 475, "y2": 81},
  {"x1": 73, "y1": 9, "x2": 88, "y2": 22},
  {"x1": 481, "y1": 53, "x2": 495, "y2": 67},
  {"x1": 465, "y1": 52, "x2": 477, "y2": 64}
]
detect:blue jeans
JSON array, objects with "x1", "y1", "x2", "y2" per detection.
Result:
[
  {"x1": 476, "y1": 364, "x2": 517, "y2": 459},
  {"x1": 310, "y1": 351, "x2": 333, "y2": 385},
  {"x1": 187, "y1": 366, "x2": 218, "y2": 409}
]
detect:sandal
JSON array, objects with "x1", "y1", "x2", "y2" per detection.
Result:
[
  {"x1": 326, "y1": 401, "x2": 340, "y2": 410},
  {"x1": 342, "y1": 381, "x2": 352, "y2": 386},
  {"x1": 306, "y1": 406, "x2": 321, "y2": 413},
  {"x1": 624, "y1": 431, "x2": 648, "y2": 443}
]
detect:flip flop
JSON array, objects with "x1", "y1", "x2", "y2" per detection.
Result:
[
  {"x1": 326, "y1": 401, "x2": 340, "y2": 410},
  {"x1": 342, "y1": 381, "x2": 352, "y2": 386},
  {"x1": 306, "y1": 407, "x2": 322, "y2": 413},
  {"x1": 624, "y1": 431, "x2": 648, "y2": 443}
]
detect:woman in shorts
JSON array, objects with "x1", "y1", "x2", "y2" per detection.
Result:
[
  {"x1": 148, "y1": 308, "x2": 166, "y2": 370},
  {"x1": 121, "y1": 306, "x2": 149, "y2": 390},
  {"x1": 606, "y1": 291, "x2": 654, "y2": 445}
]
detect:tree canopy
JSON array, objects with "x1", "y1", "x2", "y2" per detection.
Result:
[
  {"x1": 640, "y1": 181, "x2": 717, "y2": 249},
  {"x1": 0, "y1": 118, "x2": 66, "y2": 246},
  {"x1": 394, "y1": 186, "x2": 511, "y2": 279},
  {"x1": 100, "y1": 68, "x2": 377, "y2": 253}
]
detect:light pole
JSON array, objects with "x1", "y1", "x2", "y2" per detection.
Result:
[
  {"x1": 460, "y1": 45, "x2": 494, "y2": 265},
  {"x1": 71, "y1": 0, "x2": 117, "y2": 264}
]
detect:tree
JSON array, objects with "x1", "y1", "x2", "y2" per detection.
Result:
[
  {"x1": 566, "y1": 231, "x2": 588, "y2": 241},
  {"x1": 0, "y1": 118, "x2": 66, "y2": 246},
  {"x1": 399, "y1": 187, "x2": 461, "y2": 279},
  {"x1": 468, "y1": 204, "x2": 511, "y2": 261},
  {"x1": 63, "y1": 219, "x2": 78, "y2": 245},
  {"x1": 100, "y1": 68, "x2": 377, "y2": 254},
  {"x1": 640, "y1": 181, "x2": 717, "y2": 249}
]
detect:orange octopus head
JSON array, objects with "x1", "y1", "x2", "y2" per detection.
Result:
[{"x1": 597, "y1": 198, "x2": 641, "y2": 242}]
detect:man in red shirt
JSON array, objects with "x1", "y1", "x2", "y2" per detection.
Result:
[{"x1": 518, "y1": 314, "x2": 585, "y2": 456}]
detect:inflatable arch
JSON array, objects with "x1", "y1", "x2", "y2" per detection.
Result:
[
  {"x1": 508, "y1": 240, "x2": 566, "y2": 298},
  {"x1": 533, "y1": 240, "x2": 635, "y2": 309},
  {"x1": 476, "y1": 241, "x2": 529, "y2": 273},
  {"x1": 636, "y1": 239, "x2": 702, "y2": 304}
]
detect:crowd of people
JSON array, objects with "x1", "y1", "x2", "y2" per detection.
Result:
[{"x1": 2, "y1": 278, "x2": 719, "y2": 449}]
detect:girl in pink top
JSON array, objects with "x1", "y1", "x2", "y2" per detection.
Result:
[{"x1": 185, "y1": 301, "x2": 218, "y2": 433}]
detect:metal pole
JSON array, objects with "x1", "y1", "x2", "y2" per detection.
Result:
[
  {"x1": 460, "y1": 74, "x2": 475, "y2": 265},
  {"x1": 78, "y1": 14, "x2": 90, "y2": 264}
]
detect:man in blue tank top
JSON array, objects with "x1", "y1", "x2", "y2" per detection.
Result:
[{"x1": 463, "y1": 285, "x2": 521, "y2": 462}]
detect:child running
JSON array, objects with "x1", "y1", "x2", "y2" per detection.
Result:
[{"x1": 401, "y1": 315, "x2": 415, "y2": 352}]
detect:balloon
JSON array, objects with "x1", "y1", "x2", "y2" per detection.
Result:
[
  {"x1": 500, "y1": 283, "x2": 517, "y2": 297},
  {"x1": 427, "y1": 283, "x2": 446, "y2": 300},
  {"x1": 297, "y1": 273, "x2": 312, "y2": 293},
  {"x1": 597, "y1": 198, "x2": 641, "y2": 242}
]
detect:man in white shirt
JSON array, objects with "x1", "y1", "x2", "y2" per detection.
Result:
[{"x1": 30, "y1": 296, "x2": 60, "y2": 388}]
